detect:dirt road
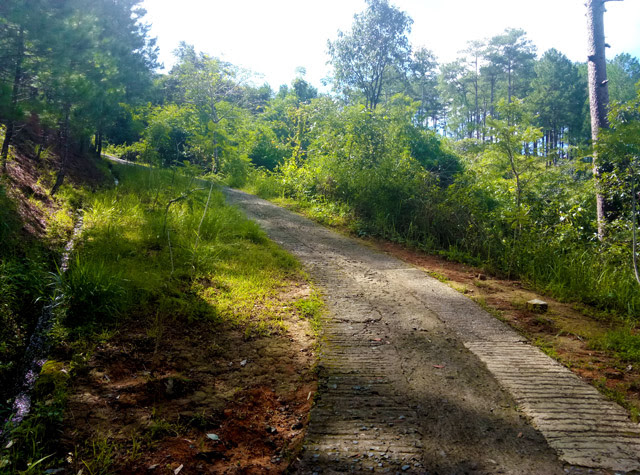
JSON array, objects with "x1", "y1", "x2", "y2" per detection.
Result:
[{"x1": 224, "y1": 188, "x2": 640, "y2": 474}]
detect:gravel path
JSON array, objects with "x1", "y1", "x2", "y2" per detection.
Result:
[{"x1": 224, "y1": 188, "x2": 640, "y2": 474}]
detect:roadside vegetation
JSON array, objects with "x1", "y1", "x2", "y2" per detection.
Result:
[{"x1": 1, "y1": 163, "x2": 320, "y2": 472}]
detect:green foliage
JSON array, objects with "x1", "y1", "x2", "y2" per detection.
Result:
[
  {"x1": 608, "y1": 53, "x2": 640, "y2": 104},
  {"x1": 2, "y1": 163, "x2": 308, "y2": 472},
  {"x1": 529, "y1": 48, "x2": 588, "y2": 154},
  {"x1": 0, "y1": 0, "x2": 158, "y2": 175},
  {"x1": 71, "y1": 164, "x2": 301, "y2": 334},
  {"x1": 328, "y1": 0, "x2": 413, "y2": 109},
  {"x1": 249, "y1": 88, "x2": 640, "y2": 318},
  {"x1": 594, "y1": 328, "x2": 640, "y2": 362},
  {"x1": 0, "y1": 184, "x2": 49, "y2": 404},
  {"x1": 295, "y1": 292, "x2": 324, "y2": 333},
  {"x1": 58, "y1": 256, "x2": 127, "y2": 328}
]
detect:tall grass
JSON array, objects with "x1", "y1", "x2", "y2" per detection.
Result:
[
  {"x1": 62, "y1": 163, "x2": 300, "y2": 332},
  {"x1": 246, "y1": 149, "x2": 640, "y2": 319},
  {"x1": 3, "y1": 163, "x2": 305, "y2": 472}
]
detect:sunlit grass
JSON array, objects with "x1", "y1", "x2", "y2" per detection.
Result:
[
  {"x1": 64, "y1": 164, "x2": 303, "y2": 339},
  {"x1": 3, "y1": 162, "x2": 315, "y2": 472}
]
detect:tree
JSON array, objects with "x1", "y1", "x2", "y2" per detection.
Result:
[
  {"x1": 484, "y1": 99, "x2": 542, "y2": 212},
  {"x1": 586, "y1": 0, "x2": 624, "y2": 238},
  {"x1": 328, "y1": 0, "x2": 412, "y2": 109},
  {"x1": 607, "y1": 53, "x2": 640, "y2": 104},
  {"x1": 170, "y1": 43, "x2": 246, "y2": 172},
  {"x1": 485, "y1": 29, "x2": 536, "y2": 104},
  {"x1": 0, "y1": 0, "x2": 52, "y2": 172},
  {"x1": 46, "y1": 0, "x2": 157, "y2": 194},
  {"x1": 438, "y1": 60, "x2": 473, "y2": 138},
  {"x1": 529, "y1": 49, "x2": 587, "y2": 160},
  {"x1": 408, "y1": 47, "x2": 440, "y2": 129}
]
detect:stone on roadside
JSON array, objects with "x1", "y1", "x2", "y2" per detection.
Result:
[{"x1": 526, "y1": 299, "x2": 548, "y2": 313}]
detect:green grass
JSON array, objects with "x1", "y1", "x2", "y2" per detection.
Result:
[
  {"x1": 593, "y1": 328, "x2": 640, "y2": 362},
  {"x1": 65, "y1": 164, "x2": 302, "y2": 332},
  {"x1": 2, "y1": 163, "x2": 312, "y2": 473},
  {"x1": 294, "y1": 291, "x2": 325, "y2": 333}
]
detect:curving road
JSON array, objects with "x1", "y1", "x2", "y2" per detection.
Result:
[{"x1": 225, "y1": 188, "x2": 640, "y2": 474}]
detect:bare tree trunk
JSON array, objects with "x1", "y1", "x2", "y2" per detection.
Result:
[
  {"x1": 97, "y1": 131, "x2": 103, "y2": 158},
  {"x1": 587, "y1": 0, "x2": 622, "y2": 239},
  {"x1": 507, "y1": 64, "x2": 512, "y2": 104},
  {"x1": 51, "y1": 104, "x2": 71, "y2": 196},
  {"x1": 1, "y1": 27, "x2": 25, "y2": 173},
  {"x1": 213, "y1": 137, "x2": 219, "y2": 173}
]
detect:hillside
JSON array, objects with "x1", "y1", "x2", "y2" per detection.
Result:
[{"x1": 0, "y1": 131, "x2": 319, "y2": 473}]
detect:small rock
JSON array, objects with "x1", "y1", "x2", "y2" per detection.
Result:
[
  {"x1": 526, "y1": 299, "x2": 548, "y2": 313},
  {"x1": 402, "y1": 465, "x2": 411, "y2": 471},
  {"x1": 206, "y1": 433, "x2": 219, "y2": 441},
  {"x1": 266, "y1": 425, "x2": 277, "y2": 434},
  {"x1": 240, "y1": 359, "x2": 247, "y2": 367}
]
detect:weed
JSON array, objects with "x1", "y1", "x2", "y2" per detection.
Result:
[
  {"x1": 127, "y1": 435, "x2": 143, "y2": 463},
  {"x1": 473, "y1": 279, "x2": 490, "y2": 289},
  {"x1": 427, "y1": 270, "x2": 449, "y2": 283},
  {"x1": 46, "y1": 209, "x2": 74, "y2": 248},
  {"x1": 147, "y1": 417, "x2": 182, "y2": 440},
  {"x1": 450, "y1": 282, "x2": 469, "y2": 294},
  {"x1": 534, "y1": 337, "x2": 561, "y2": 361},
  {"x1": 78, "y1": 435, "x2": 117, "y2": 475},
  {"x1": 593, "y1": 328, "x2": 640, "y2": 362},
  {"x1": 58, "y1": 256, "x2": 126, "y2": 328},
  {"x1": 1, "y1": 361, "x2": 70, "y2": 473}
]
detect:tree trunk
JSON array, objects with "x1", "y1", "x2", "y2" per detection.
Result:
[
  {"x1": 97, "y1": 131, "x2": 103, "y2": 158},
  {"x1": 1, "y1": 27, "x2": 25, "y2": 173},
  {"x1": 51, "y1": 104, "x2": 71, "y2": 196},
  {"x1": 213, "y1": 137, "x2": 219, "y2": 173},
  {"x1": 587, "y1": 0, "x2": 622, "y2": 239},
  {"x1": 474, "y1": 56, "x2": 480, "y2": 140},
  {"x1": 507, "y1": 64, "x2": 512, "y2": 104}
]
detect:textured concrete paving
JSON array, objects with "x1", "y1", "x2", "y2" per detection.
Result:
[{"x1": 224, "y1": 188, "x2": 640, "y2": 473}]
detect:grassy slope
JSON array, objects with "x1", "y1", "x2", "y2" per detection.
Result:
[{"x1": 1, "y1": 164, "x2": 320, "y2": 473}]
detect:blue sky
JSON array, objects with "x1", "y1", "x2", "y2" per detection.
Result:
[{"x1": 141, "y1": 0, "x2": 640, "y2": 90}]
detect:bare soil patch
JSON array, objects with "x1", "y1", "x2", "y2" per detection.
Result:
[{"x1": 60, "y1": 284, "x2": 317, "y2": 474}]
